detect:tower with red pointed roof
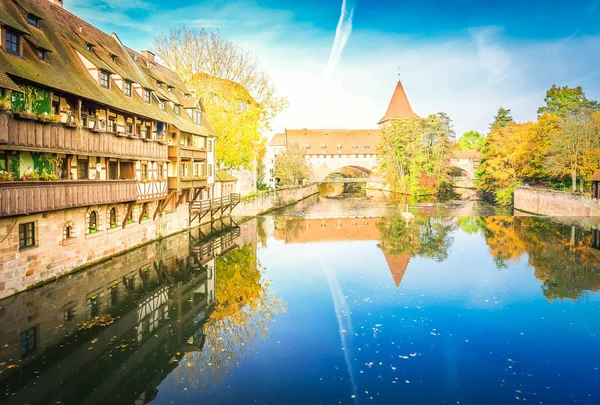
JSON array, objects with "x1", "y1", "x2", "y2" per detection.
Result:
[{"x1": 378, "y1": 80, "x2": 418, "y2": 127}]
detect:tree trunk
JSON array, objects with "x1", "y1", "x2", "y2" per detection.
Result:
[{"x1": 572, "y1": 168, "x2": 577, "y2": 192}]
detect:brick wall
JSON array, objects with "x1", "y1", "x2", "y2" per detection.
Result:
[
  {"x1": 0, "y1": 202, "x2": 190, "y2": 298},
  {"x1": 514, "y1": 186, "x2": 600, "y2": 217}
]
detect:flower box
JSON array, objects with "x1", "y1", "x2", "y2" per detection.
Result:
[
  {"x1": 89, "y1": 228, "x2": 97, "y2": 234},
  {"x1": 14, "y1": 112, "x2": 37, "y2": 121}
]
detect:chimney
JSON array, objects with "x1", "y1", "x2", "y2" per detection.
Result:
[
  {"x1": 47, "y1": 0, "x2": 64, "y2": 7},
  {"x1": 141, "y1": 50, "x2": 155, "y2": 63}
]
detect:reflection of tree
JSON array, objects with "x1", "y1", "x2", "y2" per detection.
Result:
[
  {"x1": 377, "y1": 214, "x2": 454, "y2": 261},
  {"x1": 274, "y1": 216, "x2": 303, "y2": 242},
  {"x1": 482, "y1": 216, "x2": 600, "y2": 300},
  {"x1": 175, "y1": 243, "x2": 285, "y2": 389},
  {"x1": 456, "y1": 217, "x2": 485, "y2": 235}
]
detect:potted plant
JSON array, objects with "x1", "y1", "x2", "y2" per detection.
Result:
[
  {"x1": 39, "y1": 169, "x2": 59, "y2": 181},
  {"x1": 0, "y1": 98, "x2": 11, "y2": 112},
  {"x1": 142, "y1": 213, "x2": 148, "y2": 220},
  {"x1": 15, "y1": 110, "x2": 37, "y2": 120},
  {"x1": 89, "y1": 226, "x2": 97, "y2": 234},
  {"x1": 0, "y1": 171, "x2": 14, "y2": 181},
  {"x1": 21, "y1": 167, "x2": 40, "y2": 181},
  {"x1": 127, "y1": 218, "x2": 134, "y2": 224},
  {"x1": 110, "y1": 222, "x2": 116, "y2": 228}
]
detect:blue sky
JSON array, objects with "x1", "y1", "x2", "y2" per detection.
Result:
[{"x1": 64, "y1": 0, "x2": 600, "y2": 136}]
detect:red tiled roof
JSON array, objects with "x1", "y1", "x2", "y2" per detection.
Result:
[
  {"x1": 450, "y1": 150, "x2": 481, "y2": 159},
  {"x1": 270, "y1": 129, "x2": 380, "y2": 155},
  {"x1": 378, "y1": 80, "x2": 418, "y2": 124},
  {"x1": 383, "y1": 252, "x2": 410, "y2": 287}
]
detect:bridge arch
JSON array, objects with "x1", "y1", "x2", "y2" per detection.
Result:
[{"x1": 309, "y1": 155, "x2": 378, "y2": 181}]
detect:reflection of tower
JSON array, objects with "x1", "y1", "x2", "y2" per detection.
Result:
[{"x1": 383, "y1": 252, "x2": 411, "y2": 287}]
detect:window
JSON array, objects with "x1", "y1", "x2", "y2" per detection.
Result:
[
  {"x1": 136, "y1": 125, "x2": 141, "y2": 137},
  {"x1": 124, "y1": 81, "x2": 132, "y2": 97},
  {"x1": 26, "y1": 14, "x2": 41, "y2": 28},
  {"x1": 64, "y1": 306, "x2": 76, "y2": 322},
  {"x1": 110, "y1": 285, "x2": 119, "y2": 305},
  {"x1": 89, "y1": 211, "x2": 97, "y2": 232},
  {"x1": 174, "y1": 105, "x2": 180, "y2": 115},
  {"x1": 157, "y1": 164, "x2": 163, "y2": 178},
  {"x1": 5, "y1": 29, "x2": 20, "y2": 55},
  {"x1": 167, "y1": 85, "x2": 173, "y2": 93},
  {"x1": 86, "y1": 43, "x2": 93, "y2": 52},
  {"x1": 64, "y1": 224, "x2": 73, "y2": 239},
  {"x1": 19, "y1": 222, "x2": 35, "y2": 249},
  {"x1": 108, "y1": 118, "x2": 116, "y2": 133},
  {"x1": 110, "y1": 54, "x2": 117, "y2": 62},
  {"x1": 109, "y1": 208, "x2": 117, "y2": 228},
  {"x1": 77, "y1": 159, "x2": 88, "y2": 179},
  {"x1": 207, "y1": 140, "x2": 212, "y2": 152},
  {"x1": 141, "y1": 163, "x2": 148, "y2": 180},
  {"x1": 208, "y1": 164, "x2": 213, "y2": 177},
  {"x1": 125, "y1": 123, "x2": 133, "y2": 135},
  {"x1": 192, "y1": 107, "x2": 202, "y2": 125},
  {"x1": 20, "y1": 327, "x2": 37, "y2": 358},
  {"x1": 100, "y1": 71, "x2": 109, "y2": 89},
  {"x1": 158, "y1": 100, "x2": 165, "y2": 111},
  {"x1": 88, "y1": 295, "x2": 100, "y2": 318},
  {"x1": 144, "y1": 89, "x2": 151, "y2": 103},
  {"x1": 36, "y1": 48, "x2": 46, "y2": 61}
]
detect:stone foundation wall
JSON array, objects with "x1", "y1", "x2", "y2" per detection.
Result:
[
  {"x1": 514, "y1": 186, "x2": 600, "y2": 217},
  {"x1": 231, "y1": 184, "x2": 318, "y2": 218},
  {"x1": 0, "y1": 202, "x2": 189, "y2": 298}
]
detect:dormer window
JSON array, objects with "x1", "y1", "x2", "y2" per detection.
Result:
[
  {"x1": 100, "y1": 71, "x2": 110, "y2": 89},
  {"x1": 26, "y1": 14, "x2": 41, "y2": 28},
  {"x1": 143, "y1": 89, "x2": 151, "y2": 103},
  {"x1": 36, "y1": 48, "x2": 47, "y2": 61},
  {"x1": 156, "y1": 81, "x2": 162, "y2": 89},
  {"x1": 192, "y1": 106, "x2": 202, "y2": 125},
  {"x1": 352, "y1": 144, "x2": 358, "y2": 150},
  {"x1": 174, "y1": 105, "x2": 180, "y2": 115},
  {"x1": 86, "y1": 43, "x2": 93, "y2": 52},
  {"x1": 5, "y1": 29, "x2": 20, "y2": 56},
  {"x1": 167, "y1": 86, "x2": 173, "y2": 93},
  {"x1": 337, "y1": 144, "x2": 342, "y2": 150},
  {"x1": 124, "y1": 80, "x2": 131, "y2": 97},
  {"x1": 158, "y1": 100, "x2": 165, "y2": 111},
  {"x1": 110, "y1": 54, "x2": 117, "y2": 62}
]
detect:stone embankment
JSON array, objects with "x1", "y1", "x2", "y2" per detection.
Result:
[
  {"x1": 514, "y1": 186, "x2": 600, "y2": 218},
  {"x1": 231, "y1": 184, "x2": 318, "y2": 218}
]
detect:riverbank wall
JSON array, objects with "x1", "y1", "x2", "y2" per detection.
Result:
[
  {"x1": 229, "y1": 184, "x2": 318, "y2": 219},
  {"x1": 514, "y1": 186, "x2": 600, "y2": 217}
]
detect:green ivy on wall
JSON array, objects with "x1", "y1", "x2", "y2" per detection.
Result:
[
  {"x1": 9, "y1": 152, "x2": 20, "y2": 180},
  {"x1": 11, "y1": 84, "x2": 51, "y2": 114}
]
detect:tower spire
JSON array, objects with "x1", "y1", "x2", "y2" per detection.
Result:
[{"x1": 377, "y1": 79, "x2": 418, "y2": 125}]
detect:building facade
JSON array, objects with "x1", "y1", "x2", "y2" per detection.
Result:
[{"x1": 0, "y1": 0, "x2": 218, "y2": 295}]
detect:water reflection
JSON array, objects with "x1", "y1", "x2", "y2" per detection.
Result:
[
  {"x1": 1, "y1": 205, "x2": 600, "y2": 404},
  {"x1": 0, "y1": 218, "x2": 282, "y2": 404}
]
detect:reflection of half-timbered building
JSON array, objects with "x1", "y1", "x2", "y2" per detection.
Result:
[
  {"x1": 0, "y1": 221, "x2": 251, "y2": 405},
  {"x1": 0, "y1": 0, "x2": 218, "y2": 295}
]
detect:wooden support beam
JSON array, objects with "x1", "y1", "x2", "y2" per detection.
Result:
[
  {"x1": 154, "y1": 190, "x2": 175, "y2": 220},
  {"x1": 122, "y1": 203, "x2": 135, "y2": 229},
  {"x1": 138, "y1": 202, "x2": 148, "y2": 224}
]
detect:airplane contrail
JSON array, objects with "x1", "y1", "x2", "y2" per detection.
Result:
[{"x1": 322, "y1": 0, "x2": 355, "y2": 83}]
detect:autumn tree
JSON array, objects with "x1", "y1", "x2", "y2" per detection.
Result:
[
  {"x1": 458, "y1": 130, "x2": 485, "y2": 151},
  {"x1": 153, "y1": 27, "x2": 287, "y2": 169},
  {"x1": 273, "y1": 144, "x2": 313, "y2": 186},
  {"x1": 378, "y1": 113, "x2": 455, "y2": 195},
  {"x1": 537, "y1": 85, "x2": 600, "y2": 117},
  {"x1": 489, "y1": 107, "x2": 514, "y2": 130},
  {"x1": 544, "y1": 112, "x2": 600, "y2": 192}
]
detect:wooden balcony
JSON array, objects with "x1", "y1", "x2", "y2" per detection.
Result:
[
  {"x1": 0, "y1": 112, "x2": 168, "y2": 161},
  {"x1": 0, "y1": 180, "x2": 137, "y2": 217},
  {"x1": 136, "y1": 180, "x2": 169, "y2": 201},
  {"x1": 167, "y1": 144, "x2": 207, "y2": 161},
  {"x1": 167, "y1": 176, "x2": 208, "y2": 190}
]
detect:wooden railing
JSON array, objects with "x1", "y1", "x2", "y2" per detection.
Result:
[
  {"x1": 167, "y1": 144, "x2": 207, "y2": 161},
  {"x1": 0, "y1": 180, "x2": 137, "y2": 217},
  {"x1": 168, "y1": 176, "x2": 208, "y2": 190},
  {"x1": 189, "y1": 193, "x2": 241, "y2": 213},
  {"x1": 0, "y1": 112, "x2": 167, "y2": 161}
]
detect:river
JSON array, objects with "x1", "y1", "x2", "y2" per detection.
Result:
[{"x1": 1, "y1": 194, "x2": 599, "y2": 404}]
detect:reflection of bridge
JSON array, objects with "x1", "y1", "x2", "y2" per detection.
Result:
[
  {"x1": 315, "y1": 177, "x2": 386, "y2": 183},
  {"x1": 274, "y1": 216, "x2": 410, "y2": 287}
]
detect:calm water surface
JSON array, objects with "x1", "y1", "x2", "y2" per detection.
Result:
[{"x1": 1, "y1": 196, "x2": 599, "y2": 405}]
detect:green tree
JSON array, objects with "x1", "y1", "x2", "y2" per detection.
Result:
[
  {"x1": 273, "y1": 144, "x2": 312, "y2": 186},
  {"x1": 490, "y1": 107, "x2": 514, "y2": 130},
  {"x1": 378, "y1": 113, "x2": 455, "y2": 195},
  {"x1": 458, "y1": 130, "x2": 485, "y2": 151},
  {"x1": 537, "y1": 85, "x2": 600, "y2": 117}
]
